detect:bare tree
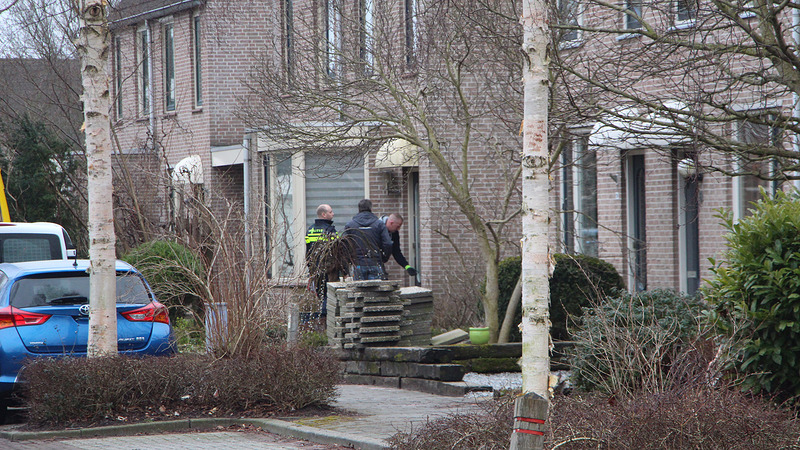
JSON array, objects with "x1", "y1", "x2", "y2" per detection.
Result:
[
  {"x1": 75, "y1": 0, "x2": 116, "y2": 357},
  {"x1": 552, "y1": 0, "x2": 800, "y2": 180},
  {"x1": 240, "y1": 0, "x2": 523, "y2": 342}
]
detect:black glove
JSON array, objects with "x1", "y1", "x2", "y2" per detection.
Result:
[{"x1": 405, "y1": 266, "x2": 417, "y2": 277}]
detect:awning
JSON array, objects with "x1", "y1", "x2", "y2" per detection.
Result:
[
  {"x1": 210, "y1": 144, "x2": 244, "y2": 167},
  {"x1": 589, "y1": 103, "x2": 691, "y2": 150},
  {"x1": 374, "y1": 138, "x2": 420, "y2": 168},
  {"x1": 172, "y1": 155, "x2": 204, "y2": 184}
]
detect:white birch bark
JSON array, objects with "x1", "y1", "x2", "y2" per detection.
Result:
[
  {"x1": 520, "y1": 0, "x2": 551, "y2": 398},
  {"x1": 77, "y1": 0, "x2": 117, "y2": 357}
]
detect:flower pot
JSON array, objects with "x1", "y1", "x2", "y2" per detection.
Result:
[{"x1": 468, "y1": 327, "x2": 490, "y2": 345}]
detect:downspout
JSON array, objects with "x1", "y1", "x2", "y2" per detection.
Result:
[
  {"x1": 243, "y1": 134, "x2": 252, "y2": 294},
  {"x1": 794, "y1": 8, "x2": 800, "y2": 191}
]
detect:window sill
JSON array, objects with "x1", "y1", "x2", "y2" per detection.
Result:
[
  {"x1": 668, "y1": 20, "x2": 695, "y2": 31},
  {"x1": 616, "y1": 32, "x2": 642, "y2": 41},
  {"x1": 559, "y1": 39, "x2": 583, "y2": 50},
  {"x1": 162, "y1": 111, "x2": 177, "y2": 119},
  {"x1": 192, "y1": 106, "x2": 203, "y2": 113},
  {"x1": 135, "y1": 116, "x2": 149, "y2": 123}
]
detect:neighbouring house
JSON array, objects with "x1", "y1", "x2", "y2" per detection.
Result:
[
  {"x1": 108, "y1": 0, "x2": 523, "y2": 328},
  {"x1": 549, "y1": 0, "x2": 799, "y2": 296}
]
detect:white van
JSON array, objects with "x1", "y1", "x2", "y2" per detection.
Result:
[{"x1": 0, "y1": 222, "x2": 77, "y2": 263}]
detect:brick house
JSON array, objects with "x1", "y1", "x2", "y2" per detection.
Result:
[
  {"x1": 550, "y1": 0, "x2": 796, "y2": 296},
  {"x1": 108, "y1": 0, "x2": 522, "y2": 325}
]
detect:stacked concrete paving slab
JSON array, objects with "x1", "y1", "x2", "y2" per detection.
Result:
[
  {"x1": 397, "y1": 287, "x2": 434, "y2": 347},
  {"x1": 327, "y1": 280, "x2": 403, "y2": 349}
]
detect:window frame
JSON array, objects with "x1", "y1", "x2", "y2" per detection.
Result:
[
  {"x1": 114, "y1": 36, "x2": 123, "y2": 119},
  {"x1": 405, "y1": 0, "x2": 417, "y2": 66},
  {"x1": 193, "y1": 14, "x2": 203, "y2": 108},
  {"x1": 674, "y1": 0, "x2": 697, "y2": 26},
  {"x1": 137, "y1": 25, "x2": 150, "y2": 116},
  {"x1": 557, "y1": 0, "x2": 582, "y2": 46},
  {"x1": 732, "y1": 112, "x2": 782, "y2": 221},
  {"x1": 325, "y1": 0, "x2": 341, "y2": 78},
  {"x1": 624, "y1": 0, "x2": 643, "y2": 31},
  {"x1": 163, "y1": 19, "x2": 176, "y2": 112}
]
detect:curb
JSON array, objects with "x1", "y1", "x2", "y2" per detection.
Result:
[{"x1": 0, "y1": 417, "x2": 389, "y2": 449}]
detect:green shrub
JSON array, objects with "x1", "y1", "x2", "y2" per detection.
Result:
[
  {"x1": 570, "y1": 289, "x2": 705, "y2": 396},
  {"x1": 704, "y1": 192, "x2": 800, "y2": 400},
  {"x1": 21, "y1": 346, "x2": 341, "y2": 426},
  {"x1": 121, "y1": 240, "x2": 206, "y2": 318},
  {"x1": 495, "y1": 254, "x2": 624, "y2": 342}
]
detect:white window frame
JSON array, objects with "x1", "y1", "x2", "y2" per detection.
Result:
[
  {"x1": 557, "y1": 0, "x2": 582, "y2": 47},
  {"x1": 405, "y1": 0, "x2": 417, "y2": 66},
  {"x1": 137, "y1": 25, "x2": 150, "y2": 116},
  {"x1": 626, "y1": 150, "x2": 647, "y2": 292},
  {"x1": 360, "y1": 0, "x2": 376, "y2": 71},
  {"x1": 624, "y1": 0, "x2": 643, "y2": 30},
  {"x1": 284, "y1": 0, "x2": 294, "y2": 81},
  {"x1": 325, "y1": 0, "x2": 341, "y2": 77},
  {"x1": 674, "y1": 0, "x2": 697, "y2": 27},
  {"x1": 677, "y1": 153, "x2": 701, "y2": 295},
  {"x1": 162, "y1": 18, "x2": 175, "y2": 112}
]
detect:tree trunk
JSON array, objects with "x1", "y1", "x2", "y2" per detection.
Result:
[
  {"x1": 520, "y1": 0, "x2": 551, "y2": 398},
  {"x1": 78, "y1": 0, "x2": 117, "y2": 357}
]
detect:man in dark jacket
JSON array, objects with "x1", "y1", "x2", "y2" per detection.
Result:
[
  {"x1": 380, "y1": 213, "x2": 417, "y2": 278},
  {"x1": 343, "y1": 199, "x2": 393, "y2": 280},
  {"x1": 305, "y1": 204, "x2": 337, "y2": 312}
]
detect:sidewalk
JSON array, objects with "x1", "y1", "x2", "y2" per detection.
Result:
[{"x1": 0, "y1": 384, "x2": 494, "y2": 449}]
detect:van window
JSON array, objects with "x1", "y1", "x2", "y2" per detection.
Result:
[{"x1": 0, "y1": 234, "x2": 62, "y2": 262}]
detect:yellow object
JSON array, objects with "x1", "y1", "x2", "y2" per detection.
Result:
[{"x1": 0, "y1": 172, "x2": 10, "y2": 222}]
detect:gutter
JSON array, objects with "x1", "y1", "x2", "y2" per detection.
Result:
[{"x1": 109, "y1": 0, "x2": 203, "y2": 29}]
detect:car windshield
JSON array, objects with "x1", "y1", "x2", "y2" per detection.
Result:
[{"x1": 9, "y1": 271, "x2": 151, "y2": 308}]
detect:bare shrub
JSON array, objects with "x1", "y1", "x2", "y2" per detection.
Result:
[{"x1": 21, "y1": 346, "x2": 340, "y2": 426}]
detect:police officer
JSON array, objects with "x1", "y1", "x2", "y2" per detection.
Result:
[{"x1": 305, "y1": 204, "x2": 337, "y2": 313}]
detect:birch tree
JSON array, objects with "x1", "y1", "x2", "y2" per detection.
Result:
[
  {"x1": 520, "y1": 0, "x2": 552, "y2": 397},
  {"x1": 76, "y1": 0, "x2": 117, "y2": 356}
]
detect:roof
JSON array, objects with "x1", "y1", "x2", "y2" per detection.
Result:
[{"x1": 109, "y1": 0, "x2": 204, "y2": 28}]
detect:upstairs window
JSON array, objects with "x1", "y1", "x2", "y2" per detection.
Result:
[
  {"x1": 163, "y1": 21, "x2": 175, "y2": 112},
  {"x1": 557, "y1": 0, "x2": 581, "y2": 44},
  {"x1": 733, "y1": 115, "x2": 782, "y2": 219},
  {"x1": 359, "y1": 0, "x2": 375, "y2": 72},
  {"x1": 138, "y1": 26, "x2": 150, "y2": 116},
  {"x1": 405, "y1": 0, "x2": 417, "y2": 66},
  {"x1": 325, "y1": 0, "x2": 341, "y2": 77},
  {"x1": 284, "y1": 0, "x2": 294, "y2": 82},
  {"x1": 676, "y1": 0, "x2": 697, "y2": 24},
  {"x1": 625, "y1": 0, "x2": 642, "y2": 30},
  {"x1": 114, "y1": 36, "x2": 123, "y2": 119},
  {"x1": 193, "y1": 15, "x2": 203, "y2": 107}
]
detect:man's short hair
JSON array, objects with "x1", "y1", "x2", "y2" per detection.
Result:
[
  {"x1": 389, "y1": 213, "x2": 404, "y2": 223},
  {"x1": 358, "y1": 199, "x2": 373, "y2": 212},
  {"x1": 317, "y1": 204, "x2": 331, "y2": 217}
]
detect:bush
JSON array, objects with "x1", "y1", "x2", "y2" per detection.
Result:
[
  {"x1": 495, "y1": 254, "x2": 624, "y2": 342},
  {"x1": 20, "y1": 345, "x2": 341, "y2": 426},
  {"x1": 570, "y1": 289, "x2": 706, "y2": 397},
  {"x1": 121, "y1": 240, "x2": 206, "y2": 318},
  {"x1": 390, "y1": 383, "x2": 800, "y2": 449},
  {"x1": 704, "y1": 192, "x2": 800, "y2": 400}
]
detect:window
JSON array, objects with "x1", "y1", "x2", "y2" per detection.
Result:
[
  {"x1": 325, "y1": 0, "x2": 341, "y2": 77},
  {"x1": 625, "y1": 0, "x2": 642, "y2": 30},
  {"x1": 284, "y1": 0, "x2": 294, "y2": 81},
  {"x1": 627, "y1": 153, "x2": 647, "y2": 292},
  {"x1": 163, "y1": 22, "x2": 175, "y2": 111},
  {"x1": 676, "y1": 0, "x2": 697, "y2": 23},
  {"x1": 193, "y1": 15, "x2": 202, "y2": 107},
  {"x1": 359, "y1": 0, "x2": 375, "y2": 71},
  {"x1": 267, "y1": 153, "x2": 366, "y2": 278},
  {"x1": 114, "y1": 36, "x2": 123, "y2": 119},
  {"x1": 561, "y1": 135, "x2": 598, "y2": 257},
  {"x1": 733, "y1": 116, "x2": 782, "y2": 219},
  {"x1": 557, "y1": 0, "x2": 581, "y2": 44},
  {"x1": 405, "y1": 0, "x2": 417, "y2": 66},
  {"x1": 138, "y1": 26, "x2": 150, "y2": 115}
]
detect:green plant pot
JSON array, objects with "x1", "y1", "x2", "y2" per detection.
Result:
[{"x1": 469, "y1": 327, "x2": 490, "y2": 345}]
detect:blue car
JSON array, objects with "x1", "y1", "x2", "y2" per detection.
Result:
[{"x1": 0, "y1": 260, "x2": 175, "y2": 418}]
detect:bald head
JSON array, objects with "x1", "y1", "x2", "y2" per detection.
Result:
[
  {"x1": 386, "y1": 213, "x2": 404, "y2": 233},
  {"x1": 317, "y1": 204, "x2": 334, "y2": 220}
]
